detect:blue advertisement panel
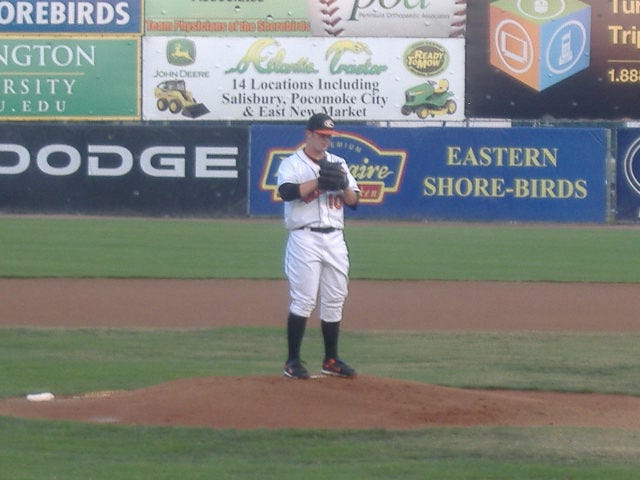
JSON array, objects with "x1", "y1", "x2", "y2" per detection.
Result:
[
  {"x1": 251, "y1": 126, "x2": 607, "y2": 223},
  {"x1": 616, "y1": 129, "x2": 640, "y2": 222},
  {"x1": 0, "y1": 0, "x2": 143, "y2": 34},
  {"x1": 0, "y1": 124, "x2": 248, "y2": 217}
]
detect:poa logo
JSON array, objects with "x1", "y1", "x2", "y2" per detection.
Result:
[
  {"x1": 167, "y1": 39, "x2": 196, "y2": 66},
  {"x1": 260, "y1": 132, "x2": 406, "y2": 204},
  {"x1": 623, "y1": 136, "x2": 640, "y2": 197}
]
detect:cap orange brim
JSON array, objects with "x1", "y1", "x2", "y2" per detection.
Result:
[{"x1": 313, "y1": 129, "x2": 339, "y2": 135}]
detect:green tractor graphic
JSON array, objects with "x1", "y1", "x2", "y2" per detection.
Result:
[{"x1": 401, "y1": 79, "x2": 457, "y2": 119}]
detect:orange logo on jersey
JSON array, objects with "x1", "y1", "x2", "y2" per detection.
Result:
[{"x1": 260, "y1": 133, "x2": 406, "y2": 204}]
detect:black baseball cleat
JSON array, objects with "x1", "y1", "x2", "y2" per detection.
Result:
[
  {"x1": 283, "y1": 359, "x2": 310, "y2": 379},
  {"x1": 321, "y1": 358, "x2": 356, "y2": 378}
]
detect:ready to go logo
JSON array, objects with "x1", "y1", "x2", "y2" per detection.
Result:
[
  {"x1": 404, "y1": 41, "x2": 449, "y2": 77},
  {"x1": 167, "y1": 39, "x2": 196, "y2": 66},
  {"x1": 259, "y1": 132, "x2": 406, "y2": 204}
]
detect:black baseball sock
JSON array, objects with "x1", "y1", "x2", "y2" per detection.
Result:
[
  {"x1": 321, "y1": 320, "x2": 340, "y2": 361},
  {"x1": 287, "y1": 313, "x2": 307, "y2": 362}
]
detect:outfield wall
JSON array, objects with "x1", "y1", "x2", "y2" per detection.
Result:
[
  {"x1": 251, "y1": 125, "x2": 607, "y2": 223},
  {"x1": 0, "y1": 124, "x2": 248, "y2": 217},
  {"x1": 0, "y1": 123, "x2": 617, "y2": 223}
]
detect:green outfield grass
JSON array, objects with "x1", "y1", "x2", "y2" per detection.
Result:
[
  {"x1": 2, "y1": 418, "x2": 639, "y2": 480},
  {"x1": 1, "y1": 216, "x2": 640, "y2": 479},
  {"x1": 2, "y1": 328, "x2": 640, "y2": 479},
  {"x1": 1, "y1": 216, "x2": 639, "y2": 282},
  {"x1": 2, "y1": 329, "x2": 640, "y2": 398}
]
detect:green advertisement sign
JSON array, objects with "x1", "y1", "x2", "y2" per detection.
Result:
[
  {"x1": 0, "y1": 37, "x2": 140, "y2": 120},
  {"x1": 145, "y1": 0, "x2": 309, "y2": 36}
]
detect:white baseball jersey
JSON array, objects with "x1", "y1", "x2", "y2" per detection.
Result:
[
  {"x1": 277, "y1": 147, "x2": 359, "y2": 323},
  {"x1": 277, "y1": 149, "x2": 360, "y2": 231}
]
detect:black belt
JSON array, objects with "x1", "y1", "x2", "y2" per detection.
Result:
[{"x1": 299, "y1": 227, "x2": 337, "y2": 234}]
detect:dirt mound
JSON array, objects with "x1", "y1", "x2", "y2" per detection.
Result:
[{"x1": 2, "y1": 376, "x2": 639, "y2": 430}]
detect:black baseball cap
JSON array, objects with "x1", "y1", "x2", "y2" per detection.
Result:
[{"x1": 306, "y1": 113, "x2": 339, "y2": 135}]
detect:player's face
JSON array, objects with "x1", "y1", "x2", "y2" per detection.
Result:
[{"x1": 305, "y1": 131, "x2": 332, "y2": 158}]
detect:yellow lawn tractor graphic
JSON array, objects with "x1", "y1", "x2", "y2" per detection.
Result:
[
  {"x1": 401, "y1": 79, "x2": 457, "y2": 119},
  {"x1": 154, "y1": 80, "x2": 209, "y2": 119}
]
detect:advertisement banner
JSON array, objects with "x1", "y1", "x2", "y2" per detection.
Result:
[
  {"x1": 251, "y1": 125, "x2": 607, "y2": 223},
  {"x1": 466, "y1": 0, "x2": 640, "y2": 120},
  {"x1": 0, "y1": 37, "x2": 139, "y2": 120},
  {"x1": 142, "y1": 36, "x2": 465, "y2": 122},
  {"x1": 616, "y1": 129, "x2": 640, "y2": 222},
  {"x1": 145, "y1": 0, "x2": 309, "y2": 37},
  {"x1": 0, "y1": 0, "x2": 143, "y2": 34},
  {"x1": 306, "y1": 0, "x2": 467, "y2": 38},
  {"x1": 0, "y1": 124, "x2": 248, "y2": 217},
  {"x1": 144, "y1": 0, "x2": 466, "y2": 38}
]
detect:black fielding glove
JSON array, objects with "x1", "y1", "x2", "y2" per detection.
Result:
[{"x1": 318, "y1": 158, "x2": 348, "y2": 191}]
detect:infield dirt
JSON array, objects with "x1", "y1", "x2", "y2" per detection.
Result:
[{"x1": 1, "y1": 278, "x2": 639, "y2": 430}]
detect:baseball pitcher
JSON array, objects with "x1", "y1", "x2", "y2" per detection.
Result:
[{"x1": 277, "y1": 112, "x2": 360, "y2": 379}]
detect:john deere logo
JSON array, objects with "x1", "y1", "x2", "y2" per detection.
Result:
[
  {"x1": 167, "y1": 39, "x2": 196, "y2": 66},
  {"x1": 260, "y1": 132, "x2": 406, "y2": 204},
  {"x1": 404, "y1": 41, "x2": 449, "y2": 77}
]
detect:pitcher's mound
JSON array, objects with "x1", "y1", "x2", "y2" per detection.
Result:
[{"x1": 1, "y1": 376, "x2": 639, "y2": 430}]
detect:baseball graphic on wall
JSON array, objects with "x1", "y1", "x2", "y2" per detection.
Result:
[{"x1": 306, "y1": 0, "x2": 467, "y2": 38}]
